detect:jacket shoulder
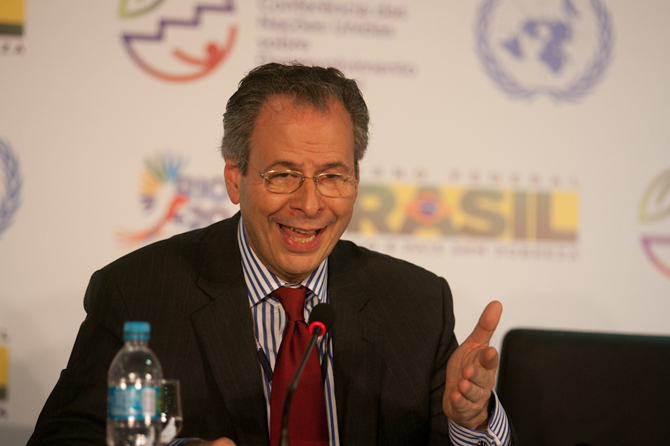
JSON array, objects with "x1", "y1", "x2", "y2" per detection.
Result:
[
  {"x1": 84, "y1": 216, "x2": 241, "y2": 316},
  {"x1": 332, "y1": 239, "x2": 444, "y2": 284},
  {"x1": 100, "y1": 216, "x2": 238, "y2": 275}
]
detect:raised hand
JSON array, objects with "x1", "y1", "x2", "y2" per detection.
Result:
[
  {"x1": 442, "y1": 301, "x2": 503, "y2": 430},
  {"x1": 185, "y1": 438, "x2": 237, "y2": 446}
]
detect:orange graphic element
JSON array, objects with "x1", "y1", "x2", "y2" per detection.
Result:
[
  {"x1": 641, "y1": 236, "x2": 670, "y2": 278},
  {"x1": 128, "y1": 27, "x2": 237, "y2": 82},
  {"x1": 116, "y1": 194, "x2": 189, "y2": 247}
]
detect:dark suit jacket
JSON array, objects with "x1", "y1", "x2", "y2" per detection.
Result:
[{"x1": 28, "y1": 213, "x2": 460, "y2": 445}]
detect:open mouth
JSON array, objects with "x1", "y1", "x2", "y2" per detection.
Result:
[{"x1": 280, "y1": 224, "x2": 322, "y2": 244}]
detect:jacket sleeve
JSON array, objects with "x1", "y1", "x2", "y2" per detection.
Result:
[
  {"x1": 428, "y1": 277, "x2": 459, "y2": 445},
  {"x1": 27, "y1": 269, "x2": 128, "y2": 446}
]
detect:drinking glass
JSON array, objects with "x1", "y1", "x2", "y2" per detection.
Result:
[{"x1": 159, "y1": 379, "x2": 183, "y2": 445}]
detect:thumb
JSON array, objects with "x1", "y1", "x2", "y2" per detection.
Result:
[{"x1": 466, "y1": 300, "x2": 503, "y2": 346}]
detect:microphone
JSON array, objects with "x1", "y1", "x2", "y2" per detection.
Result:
[
  {"x1": 279, "y1": 303, "x2": 335, "y2": 446},
  {"x1": 307, "y1": 303, "x2": 336, "y2": 337}
]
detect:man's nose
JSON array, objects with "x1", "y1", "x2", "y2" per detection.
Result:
[{"x1": 290, "y1": 176, "x2": 325, "y2": 216}]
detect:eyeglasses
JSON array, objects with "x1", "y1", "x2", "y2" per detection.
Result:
[{"x1": 245, "y1": 160, "x2": 358, "y2": 198}]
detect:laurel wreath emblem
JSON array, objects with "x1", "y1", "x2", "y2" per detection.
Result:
[
  {"x1": 0, "y1": 139, "x2": 22, "y2": 237},
  {"x1": 476, "y1": 0, "x2": 614, "y2": 102}
]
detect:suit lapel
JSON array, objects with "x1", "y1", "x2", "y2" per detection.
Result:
[
  {"x1": 186, "y1": 218, "x2": 385, "y2": 445},
  {"x1": 329, "y1": 243, "x2": 383, "y2": 445},
  {"x1": 191, "y1": 215, "x2": 270, "y2": 445}
]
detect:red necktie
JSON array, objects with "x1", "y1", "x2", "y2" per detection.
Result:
[{"x1": 270, "y1": 286, "x2": 329, "y2": 446}]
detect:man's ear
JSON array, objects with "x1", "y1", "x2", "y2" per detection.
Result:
[{"x1": 224, "y1": 157, "x2": 241, "y2": 205}]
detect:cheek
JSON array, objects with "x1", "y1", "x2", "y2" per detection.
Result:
[
  {"x1": 242, "y1": 189, "x2": 289, "y2": 219},
  {"x1": 331, "y1": 199, "x2": 356, "y2": 221}
]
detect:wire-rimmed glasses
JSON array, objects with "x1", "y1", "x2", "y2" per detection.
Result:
[{"x1": 245, "y1": 160, "x2": 358, "y2": 198}]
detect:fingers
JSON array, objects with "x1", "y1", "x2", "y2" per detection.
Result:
[
  {"x1": 457, "y1": 348, "x2": 498, "y2": 401},
  {"x1": 448, "y1": 384, "x2": 487, "y2": 421},
  {"x1": 185, "y1": 439, "x2": 238, "y2": 446},
  {"x1": 467, "y1": 347, "x2": 499, "y2": 378},
  {"x1": 466, "y1": 301, "x2": 503, "y2": 346},
  {"x1": 212, "y1": 440, "x2": 238, "y2": 446},
  {"x1": 458, "y1": 368, "x2": 493, "y2": 401},
  {"x1": 447, "y1": 387, "x2": 490, "y2": 431},
  {"x1": 448, "y1": 389, "x2": 468, "y2": 410},
  {"x1": 479, "y1": 345, "x2": 499, "y2": 371}
]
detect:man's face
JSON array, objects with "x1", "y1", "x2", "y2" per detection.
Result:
[{"x1": 224, "y1": 95, "x2": 358, "y2": 283}]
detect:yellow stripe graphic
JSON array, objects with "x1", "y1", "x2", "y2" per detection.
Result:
[{"x1": 0, "y1": 0, "x2": 23, "y2": 24}]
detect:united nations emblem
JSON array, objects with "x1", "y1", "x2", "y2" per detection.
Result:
[
  {"x1": 0, "y1": 139, "x2": 22, "y2": 238},
  {"x1": 476, "y1": 0, "x2": 614, "y2": 102}
]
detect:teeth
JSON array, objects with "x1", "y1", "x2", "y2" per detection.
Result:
[
  {"x1": 291, "y1": 227, "x2": 313, "y2": 235},
  {"x1": 284, "y1": 226, "x2": 319, "y2": 243},
  {"x1": 290, "y1": 233, "x2": 317, "y2": 243}
]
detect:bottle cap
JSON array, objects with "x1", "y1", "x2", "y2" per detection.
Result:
[{"x1": 123, "y1": 321, "x2": 150, "y2": 341}]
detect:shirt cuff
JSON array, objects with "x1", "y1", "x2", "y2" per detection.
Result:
[{"x1": 447, "y1": 391, "x2": 511, "y2": 446}]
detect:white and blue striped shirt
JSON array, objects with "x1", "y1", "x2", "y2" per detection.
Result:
[{"x1": 237, "y1": 218, "x2": 340, "y2": 446}]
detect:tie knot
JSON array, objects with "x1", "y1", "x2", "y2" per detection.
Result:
[{"x1": 273, "y1": 286, "x2": 307, "y2": 321}]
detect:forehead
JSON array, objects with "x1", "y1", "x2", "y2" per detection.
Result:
[
  {"x1": 249, "y1": 95, "x2": 355, "y2": 165},
  {"x1": 255, "y1": 94, "x2": 345, "y2": 125}
]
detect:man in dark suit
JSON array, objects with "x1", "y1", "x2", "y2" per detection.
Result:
[{"x1": 28, "y1": 63, "x2": 512, "y2": 446}]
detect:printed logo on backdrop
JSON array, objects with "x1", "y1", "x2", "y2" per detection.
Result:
[
  {"x1": 255, "y1": 2, "x2": 417, "y2": 84},
  {"x1": 476, "y1": 0, "x2": 613, "y2": 102},
  {"x1": 116, "y1": 152, "x2": 237, "y2": 247},
  {"x1": 118, "y1": 0, "x2": 237, "y2": 82},
  {"x1": 349, "y1": 166, "x2": 579, "y2": 260},
  {"x1": 0, "y1": 139, "x2": 22, "y2": 239},
  {"x1": 639, "y1": 168, "x2": 670, "y2": 279},
  {"x1": 0, "y1": 0, "x2": 25, "y2": 56},
  {"x1": 0, "y1": 328, "x2": 8, "y2": 415}
]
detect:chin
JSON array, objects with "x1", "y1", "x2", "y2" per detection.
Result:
[{"x1": 279, "y1": 259, "x2": 320, "y2": 280}]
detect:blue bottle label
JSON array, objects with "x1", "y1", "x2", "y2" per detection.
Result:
[{"x1": 108, "y1": 386, "x2": 160, "y2": 419}]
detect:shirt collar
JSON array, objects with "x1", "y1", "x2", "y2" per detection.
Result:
[{"x1": 237, "y1": 216, "x2": 328, "y2": 307}]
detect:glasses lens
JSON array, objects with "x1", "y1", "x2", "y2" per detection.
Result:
[
  {"x1": 316, "y1": 174, "x2": 355, "y2": 198},
  {"x1": 265, "y1": 171, "x2": 302, "y2": 193}
]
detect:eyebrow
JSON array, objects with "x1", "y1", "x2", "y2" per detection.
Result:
[{"x1": 269, "y1": 160, "x2": 351, "y2": 173}]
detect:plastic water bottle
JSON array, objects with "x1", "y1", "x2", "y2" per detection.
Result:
[{"x1": 107, "y1": 321, "x2": 163, "y2": 446}]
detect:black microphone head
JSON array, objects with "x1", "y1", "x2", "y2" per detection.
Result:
[{"x1": 308, "y1": 303, "x2": 335, "y2": 333}]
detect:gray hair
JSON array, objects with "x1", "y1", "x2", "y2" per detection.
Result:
[{"x1": 221, "y1": 62, "x2": 369, "y2": 177}]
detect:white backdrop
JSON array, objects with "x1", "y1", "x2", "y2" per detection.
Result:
[{"x1": 1, "y1": 0, "x2": 669, "y2": 442}]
